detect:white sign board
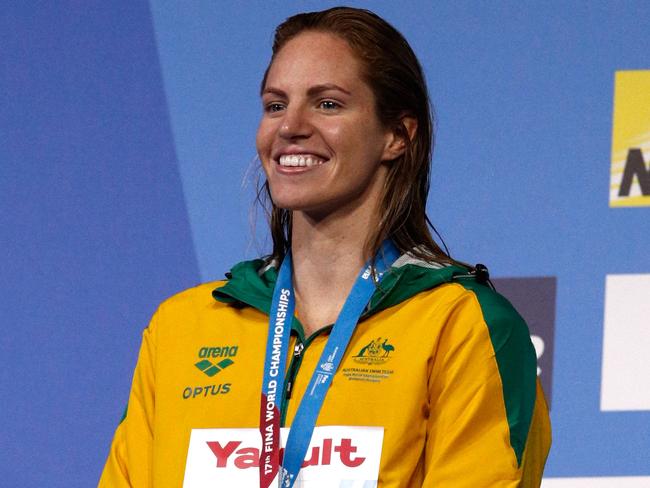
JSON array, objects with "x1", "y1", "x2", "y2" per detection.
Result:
[{"x1": 183, "y1": 425, "x2": 384, "y2": 487}]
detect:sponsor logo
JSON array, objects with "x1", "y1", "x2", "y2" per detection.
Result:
[
  {"x1": 207, "y1": 437, "x2": 366, "y2": 469},
  {"x1": 195, "y1": 345, "x2": 238, "y2": 377},
  {"x1": 353, "y1": 337, "x2": 395, "y2": 365},
  {"x1": 183, "y1": 346, "x2": 237, "y2": 400},
  {"x1": 183, "y1": 426, "x2": 383, "y2": 487},
  {"x1": 320, "y1": 361, "x2": 334, "y2": 373},
  {"x1": 182, "y1": 383, "x2": 231, "y2": 400},
  {"x1": 310, "y1": 347, "x2": 339, "y2": 396},
  {"x1": 610, "y1": 70, "x2": 650, "y2": 207},
  {"x1": 319, "y1": 348, "x2": 338, "y2": 375}
]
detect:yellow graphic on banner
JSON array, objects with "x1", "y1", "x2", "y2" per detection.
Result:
[{"x1": 610, "y1": 71, "x2": 650, "y2": 207}]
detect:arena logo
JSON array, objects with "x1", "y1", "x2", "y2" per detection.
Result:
[
  {"x1": 492, "y1": 277, "x2": 556, "y2": 407},
  {"x1": 194, "y1": 345, "x2": 238, "y2": 377},
  {"x1": 609, "y1": 70, "x2": 650, "y2": 207}
]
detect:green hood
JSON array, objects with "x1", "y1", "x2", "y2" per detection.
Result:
[{"x1": 212, "y1": 254, "x2": 474, "y2": 319}]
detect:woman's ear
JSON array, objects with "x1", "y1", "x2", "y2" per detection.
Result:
[{"x1": 382, "y1": 115, "x2": 418, "y2": 161}]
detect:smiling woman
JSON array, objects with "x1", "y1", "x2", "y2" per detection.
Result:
[
  {"x1": 100, "y1": 7, "x2": 550, "y2": 488},
  {"x1": 257, "y1": 32, "x2": 394, "y2": 222}
]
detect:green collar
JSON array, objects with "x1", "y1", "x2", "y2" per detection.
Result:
[{"x1": 212, "y1": 255, "x2": 470, "y2": 319}]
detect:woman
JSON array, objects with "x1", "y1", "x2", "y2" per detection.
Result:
[{"x1": 100, "y1": 7, "x2": 550, "y2": 487}]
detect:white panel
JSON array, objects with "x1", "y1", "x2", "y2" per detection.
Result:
[
  {"x1": 601, "y1": 274, "x2": 650, "y2": 411},
  {"x1": 543, "y1": 477, "x2": 650, "y2": 487}
]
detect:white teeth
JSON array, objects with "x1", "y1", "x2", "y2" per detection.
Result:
[{"x1": 278, "y1": 154, "x2": 325, "y2": 167}]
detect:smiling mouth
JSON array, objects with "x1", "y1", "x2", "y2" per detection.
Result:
[{"x1": 278, "y1": 154, "x2": 327, "y2": 167}]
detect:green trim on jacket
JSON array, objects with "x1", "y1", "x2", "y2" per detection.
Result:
[{"x1": 212, "y1": 255, "x2": 536, "y2": 466}]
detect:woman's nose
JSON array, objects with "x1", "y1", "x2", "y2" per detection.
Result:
[{"x1": 278, "y1": 105, "x2": 312, "y2": 140}]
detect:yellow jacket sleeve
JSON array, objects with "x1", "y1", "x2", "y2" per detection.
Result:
[
  {"x1": 422, "y1": 288, "x2": 550, "y2": 487},
  {"x1": 99, "y1": 312, "x2": 158, "y2": 487}
]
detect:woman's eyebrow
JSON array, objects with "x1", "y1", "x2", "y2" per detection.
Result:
[
  {"x1": 261, "y1": 86, "x2": 286, "y2": 97},
  {"x1": 262, "y1": 84, "x2": 352, "y2": 97},
  {"x1": 307, "y1": 83, "x2": 351, "y2": 96}
]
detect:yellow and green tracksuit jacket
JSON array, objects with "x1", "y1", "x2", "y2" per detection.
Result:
[{"x1": 100, "y1": 255, "x2": 551, "y2": 487}]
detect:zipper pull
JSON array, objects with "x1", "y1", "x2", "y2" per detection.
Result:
[{"x1": 285, "y1": 342, "x2": 305, "y2": 400}]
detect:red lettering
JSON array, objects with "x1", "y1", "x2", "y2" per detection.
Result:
[
  {"x1": 206, "y1": 441, "x2": 241, "y2": 467},
  {"x1": 234, "y1": 447, "x2": 260, "y2": 468},
  {"x1": 301, "y1": 447, "x2": 320, "y2": 468},
  {"x1": 335, "y1": 438, "x2": 365, "y2": 467},
  {"x1": 321, "y1": 438, "x2": 332, "y2": 465}
]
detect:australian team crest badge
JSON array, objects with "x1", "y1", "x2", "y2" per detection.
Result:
[{"x1": 353, "y1": 337, "x2": 395, "y2": 365}]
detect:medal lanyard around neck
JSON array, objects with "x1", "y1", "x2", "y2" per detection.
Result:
[{"x1": 259, "y1": 240, "x2": 400, "y2": 488}]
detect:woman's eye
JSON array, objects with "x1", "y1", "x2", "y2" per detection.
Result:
[
  {"x1": 319, "y1": 100, "x2": 340, "y2": 110},
  {"x1": 265, "y1": 103, "x2": 285, "y2": 113}
]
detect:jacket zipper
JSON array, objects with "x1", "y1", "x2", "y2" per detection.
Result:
[
  {"x1": 280, "y1": 325, "x2": 332, "y2": 427},
  {"x1": 284, "y1": 341, "x2": 304, "y2": 401}
]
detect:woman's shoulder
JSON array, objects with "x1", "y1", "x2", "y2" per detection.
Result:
[
  {"x1": 386, "y1": 256, "x2": 533, "y2": 352},
  {"x1": 146, "y1": 280, "x2": 231, "y2": 332},
  {"x1": 379, "y1": 254, "x2": 520, "y2": 321},
  {"x1": 158, "y1": 280, "x2": 228, "y2": 310},
  {"x1": 444, "y1": 277, "x2": 531, "y2": 350}
]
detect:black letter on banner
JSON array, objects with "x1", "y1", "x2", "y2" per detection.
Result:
[{"x1": 619, "y1": 148, "x2": 650, "y2": 196}]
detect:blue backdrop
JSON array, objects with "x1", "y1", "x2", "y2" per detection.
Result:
[{"x1": 2, "y1": 1, "x2": 648, "y2": 486}]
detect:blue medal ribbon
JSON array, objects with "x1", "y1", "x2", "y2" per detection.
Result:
[{"x1": 259, "y1": 240, "x2": 400, "y2": 488}]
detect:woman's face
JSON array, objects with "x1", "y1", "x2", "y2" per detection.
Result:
[{"x1": 256, "y1": 31, "x2": 398, "y2": 219}]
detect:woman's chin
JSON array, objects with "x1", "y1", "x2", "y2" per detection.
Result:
[{"x1": 269, "y1": 192, "x2": 322, "y2": 213}]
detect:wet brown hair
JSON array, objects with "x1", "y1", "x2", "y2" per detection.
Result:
[{"x1": 258, "y1": 6, "x2": 462, "y2": 267}]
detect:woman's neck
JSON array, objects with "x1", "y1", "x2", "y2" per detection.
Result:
[{"x1": 290, "y1": 207, "x2": 375, "y2": 337}]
